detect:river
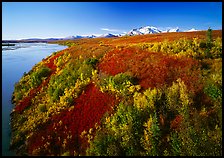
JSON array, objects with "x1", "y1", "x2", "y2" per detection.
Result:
[{"x1": 2, "y1": 43, "x2": 67, "y2": 156}]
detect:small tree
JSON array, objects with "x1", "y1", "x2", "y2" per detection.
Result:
[
  {"x1": 206, "y1": 27, "x2": 212, "y2": 44},
  {"x1": 205, "y1": 27, "x2": 213, "y2": 58}
]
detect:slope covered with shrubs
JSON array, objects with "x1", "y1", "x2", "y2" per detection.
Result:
[{"x1": 10, "y1": 30, "x2": 222, "y2": 156}]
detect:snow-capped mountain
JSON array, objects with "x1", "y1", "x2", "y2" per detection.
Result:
[
  {"x1": 126, "y1": 25, "x2": 201, "y2": 36},
  {"x1": 63, "y1": 35, "x2": 84, "y2": 40},
  {"x1": 17, "y1": 26, "x2": 202, "y2": 42},
  {"x1": 64, "y1": 34, "x2": 117, "y2": 39},
  {"x1": 99, "y1": 33, "x2": 118, "y2": 38},
  {"x1": 139, "y1": 26, "x2": 162, "y2": 34},
  {"x1": 166, "y1": 27, "x2": 180, "y2": 33},
  {"x1": 118, "y1": 33, "x2": 127, "y2": 37},
  {"x1": 127, "y1": 26, "x2": 183, "y2": 36},
  {"x1": 186, "y1": 28, "x2": 198, "y2": 32},
  {"x1": 63, "y1": 34, "x2": 99, "y2": 39},
  {"x1": 86, "y1": 35, "x2": 97, "y2": 38},
  {"x1": 127, "y1": 26, "x2": 162, "y2": 35},
  {"x1": 127, "y1": 28, "x2": 143, "y2": 35}
]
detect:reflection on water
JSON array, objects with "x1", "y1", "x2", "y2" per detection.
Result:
[{"x1": 2, "y1": 42, "x2": 67, "y2": 156}]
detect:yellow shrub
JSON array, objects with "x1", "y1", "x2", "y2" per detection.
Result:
[{"x1": 166, "y1": 78, "x2": 192, "y2": 118}]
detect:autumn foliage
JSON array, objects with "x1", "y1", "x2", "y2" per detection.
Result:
[
  {"x1": 10, "y1": 30, "x2": 222, "y2": 156},
  {"x1": 26, "y1": 83, "x2": 118, "y2": 155},
  {"x1": 98, "y1": 47, "x2": 202, "y2": 94}
]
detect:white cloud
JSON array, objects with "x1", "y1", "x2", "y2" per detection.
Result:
[{"x1": 101, "y1": 28, "x2": 123, "y2": 32}]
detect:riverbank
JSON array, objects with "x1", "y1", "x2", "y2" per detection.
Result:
[{"x1": 2, "y1": 43, "x2": 67, "y2": 156}]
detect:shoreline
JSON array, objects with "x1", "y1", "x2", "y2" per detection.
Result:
[{"x1": 3, "y1": 43, "x2": 68, "y2": 156}]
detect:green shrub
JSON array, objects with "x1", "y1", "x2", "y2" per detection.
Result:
[
  {"x1": 141, "y1": 112, "x2": 161, "y2": 156},
  {"x1": 85, "y1": 58, "x2": 99, "y2": 67},
  {"x1": 39, "y1": 67, "x2": 51, "y2": 77},
  {"x1": 30, "y1": 66, "x2": 51, "y2": 88},
  {"x1": 99, "y1": 72, "x2": 138, "y2": 96},
  {"x1": 170, "y1": 132, "x2": 181, "y2": 156},
  {"x1": 87, "y1": 131, "x2": 119, "y2": 156},
  {"x1": 52, "y1": 87, "x2": 64, "y2": 102},
  {"x1": 199, "y1": 41, "x2": 207, "y2": 49},
  {"x1": 14, "y1": 91, "x2": 23, "y2": 101},
  {"x1": 38, "y1": 104, "x2": 47, "y2": 112},
  {"x1": 65, "y1": 96, "x2": 74, "y2": 106},
  {"x1": 206, "y1": 27, "x2": 212, "y2": 44},
  {"x1": 77, "y1": 64, "x2": 94, "y2": 80},
  {"x1": 61, "y1": 151, "x2": 70, "y2": 156},
  {"x1": 210, "y1": 37, "x2": 222, "y2": 58},
  {"x1": 47, "y1": 59, "x2": 94, "y2": 102},
  {"x1": 87, "y1": 102, "x2": 146, "y2": 156},
  {"x1": 204, "y1": 83, "x2": 222, "y2": 101}
]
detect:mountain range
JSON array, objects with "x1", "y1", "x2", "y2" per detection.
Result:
[
  {"x1": 47, "y1": 26, "x2": 199, "y2": 40},
  {"x1": 3, "y1": 26, "x2": 200, "y2": 42},
  {"x1": 69, "y1": 26, "x2": 196, "y2": 38},
  {"x1": 127, "y1": 26, "x2": 200, "y2": 35}
]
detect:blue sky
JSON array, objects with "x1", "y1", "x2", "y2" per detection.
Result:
[{"x1": 2, "y1": 2, "x2": 222, "y2": 40}]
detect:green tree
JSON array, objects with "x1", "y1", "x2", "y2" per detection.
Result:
[
  {"x1": 205, "y1": 27, "x2": 213, "y2": 58},
  {"x1": 206, "y1": 27, "x2": 212, "y2": 44}
]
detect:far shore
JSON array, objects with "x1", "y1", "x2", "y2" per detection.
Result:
[{"x1": 2, "y1": 43, "x2": 15, "y2": 46}]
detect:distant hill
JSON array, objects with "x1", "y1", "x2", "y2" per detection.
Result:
[{"x1": 1, "y1": 26, "x2": 206, "y2": 43}]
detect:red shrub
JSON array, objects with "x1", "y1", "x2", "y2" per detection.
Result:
[
  {"x1": 170, "y1": 115, "x2": 183, "y2": 131},
  {"x1": 98, "y1": 48, "x2": 135, "y2": 75},
  {"x1": 44, "y1": 50, "x2": 66, "y2": 70},
  {"x1": 98, "y1": 47, "x2": 202, "y2": 94},
  {"x1": 27, "y1": 83, "x2": 118, "y2": 155}
]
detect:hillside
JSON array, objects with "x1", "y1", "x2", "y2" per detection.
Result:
[{"x1": 10, "y1": 30, "x2": 222, "y2": 156}]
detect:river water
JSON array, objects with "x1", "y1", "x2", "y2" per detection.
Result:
[{"x1": 2, "y1": 43, "x2": 67, "y2": 156}]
